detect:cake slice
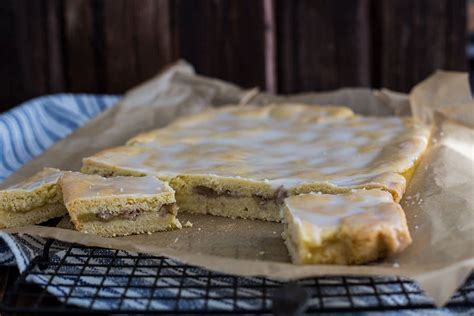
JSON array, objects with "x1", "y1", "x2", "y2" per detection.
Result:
[
  {"x1": 282, "y1": 190, "x2": 412, "y2": 264},
  {"x1": 59, "y1": 172, "x2": 181, "y2": 237},
  {"x1": 0, "y1": 168, "x2": 67, "y2": 228}
]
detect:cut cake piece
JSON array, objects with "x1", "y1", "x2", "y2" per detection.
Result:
[
  {"x1": 81, "y1": 104, "x2": 430, "y2": 222},
  {"x1": 0, "y1": 168, "x2": 67, "y2": 228},
  {"x1": 282, "y1": 189, "x2": 412, "y2": 265},
  {"x1": 59, "y1": 172, "x2": 181, "y2": 237}
]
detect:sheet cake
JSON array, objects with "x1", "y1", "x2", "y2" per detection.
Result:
[{"x1": 81, "y1": 104, "x2": 430, "y2": 222}]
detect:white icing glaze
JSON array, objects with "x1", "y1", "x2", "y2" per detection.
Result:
[
  {"x1": 285, "y1": 190, "x2": 403, "y2": 243},
  {"x1": 7, "y1": 168, "x2": 63, "y2": 191},
  {"x1": 286, "y1": 190, "x2": 393, "y2": 226},
  {"x1": 83, "y1": 104, "x2": 430, "y2": 192},
  {"x1": 60, "y1": 172, "x2": 173, "y2": 204}
]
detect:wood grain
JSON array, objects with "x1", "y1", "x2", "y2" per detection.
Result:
[
  {"x1": 132, "y1": 0, "x2": 175, "y2": 82},
  {"x1": 372, "y1": 0, "x2": 467, "y2": 92},
  {"x1": 63, "y1": 0, "x2": 100, "y2": 92},
  {"x1": 103, "y1": 0, "x2": 139, "y2": 92},
  {"x1": 0, "y1": 0, "x2": 55, "y2": 106},
  {"x1": 45, "y1": 0, "x2": 66, "y2": 93},
  {"x1": 277, "y1": 0, "x2": 371, "y2": 93},
  {"x1": 0, "y1": 0, "x2": 468, "y2": 109},
  {"x1": 0, "y1": 0, "x2": 19, "y2": 107},
  {"x1": 172, "y1": 0, "x2": 268, "y2": 90}
]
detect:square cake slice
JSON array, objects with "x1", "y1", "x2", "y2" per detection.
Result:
[
  {"x1": 282, "y1": 190, "x2": 412, "y2": 264},
  {"x1": 0, "y1": 168, "x2": 67, "y2": 228},
  {"x1": 59, "y1": 172, "x2": 181, "y2": 237}
]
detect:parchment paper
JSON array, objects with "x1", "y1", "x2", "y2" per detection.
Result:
[{"x1": 2, "y1": 61, "x2": 473, "y2": 307}]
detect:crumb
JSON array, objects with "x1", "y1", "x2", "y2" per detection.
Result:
[
  {"x1": 119, "y1": 188, "x2": 124, "y2": 192},
  {"x1": 147, "y1": 231, "x2": 152, "y2": 235},
  {"x1": 258, "y1": 251, "x2": 265, "y2": 256},
  {"x1": 393, "y1": 262, "x2": 400, "y2": 268},
  {"x1": 406, "y1": 196, "x2": 412, "y2": 200},
  {"x1": 273, "y1": 231, "x2": 277, "y2": 235},
  {"x1": 184, "y1": 221, "x2": 193, "y2": 228},
  {"x1": 440, "y1": 132, "x2": 444, "y2": 136},
  {"x1": 415, "y1": 225, "x2": 419, "y2": 229},
  {"x1": 198, "y1": 227, "x2": 201, "y2": 231},
  {"x1": 317, "y1": 191, "x2": 322, "y2": 195},
  {"x1": 414, "y1": 214, "x2": 417, "y2": 218},
  {"x1": 174, "y1": 237, "x2": 179, "y2": 243}
]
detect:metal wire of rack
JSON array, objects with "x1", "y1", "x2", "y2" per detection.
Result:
[{"x1": 0, "y1": 240, "x2": 473, "y2": 315}]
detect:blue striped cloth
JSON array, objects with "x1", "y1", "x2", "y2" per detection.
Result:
[
  {"x1": 0, "y1": 94, "x2": 119, "y2": 267},
  {"x1": 0, "y1": 94, "x2": 120, "y2": 181},
  {"x1": 0, "y1": 94, "x2": 471, "y2": 313}
]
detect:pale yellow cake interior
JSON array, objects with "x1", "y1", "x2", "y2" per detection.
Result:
[
  {"x1": 0, "y1": 204, "x2": 67, "y2": 229},
  {"x1": 0, "y1": 168, "x2": 64, "y2": 213},
  {"x1": 0, "y1": 168, "x2": 67, "y2": 228},
  {"x1": 71, "y1": 211, "x2": 181, "y2": 238}
]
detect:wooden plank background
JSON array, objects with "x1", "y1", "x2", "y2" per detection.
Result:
[{"x1": 0, "y1": 0, "x2": 467, "y2": 111}]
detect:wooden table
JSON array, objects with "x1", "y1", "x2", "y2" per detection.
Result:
[{"x1": 0, "y1": 0, "x2": 467, "y2": 110}]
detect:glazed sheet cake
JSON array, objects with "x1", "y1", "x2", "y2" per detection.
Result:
[
  {"x1": 282, "y1": 190, "x2": 412, "y2": 264},
  {"x1": 59, "y1": 172, "x2": 181, "y2": 237},
  {"x1": 82, "y1": 104, "x2": 430, "y2": 223},
  {"x1": 0, "y1": 168, "x2": 67, "y2": 228}
]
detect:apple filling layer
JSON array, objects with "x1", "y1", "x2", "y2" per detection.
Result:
[
  {"x1": 77, "y1": 203, "x2": 178, "y2": 222},
  {"x1": 192, "y1": 186, "x2": 288, "y2": 206}
]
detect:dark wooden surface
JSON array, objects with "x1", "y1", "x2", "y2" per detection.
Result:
[
  {"x1": 276, "y1": 0, "x2": 372, "y2": 93},
  {"x1": 174, "y1": 0, "x2": 270, "y2": 91},
  {"x1": 371, "y1": 0, "x2": 468, "y2": 91},
  {"x1": 0, "y1": 0, "x2": 467, "y2": 110}
]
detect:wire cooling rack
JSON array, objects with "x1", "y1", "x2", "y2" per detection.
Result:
[{"x1": 1, "y1": 240, "x2": 473, "y2": 315}]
